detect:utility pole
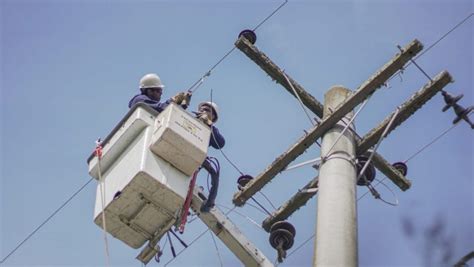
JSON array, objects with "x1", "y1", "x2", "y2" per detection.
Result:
[
  {"x1": 314, "y1": 87, "x2": 357, "y2": 266},
  {"x1": 233, "y1": 31, "x2": 453, "y2": 265}
]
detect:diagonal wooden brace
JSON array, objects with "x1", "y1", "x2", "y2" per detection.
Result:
[
  {"x1": 233, "y1": 39, "x2": 423, "y2": 206},
  {"x1": 357, "y1": 70, "x2": 453, "y2": 190},
  {"x1": 235, "y1": 36, "x2": 324, "y2": 118}
]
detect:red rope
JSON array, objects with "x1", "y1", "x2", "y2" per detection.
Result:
[
  {"x1": 178, "y1": 169, "x2": 200, "y2": 233},
  {"x1": 95, "y1": 139, "x2": 103, "y2": 159}
]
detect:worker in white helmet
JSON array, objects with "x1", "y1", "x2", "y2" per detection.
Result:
[
  {"x1": 128, "y1": 73, "x2": 191, "y2": 112},
  {"x1": 195, "y1": 101, "x2": 226, "y2": 212}
]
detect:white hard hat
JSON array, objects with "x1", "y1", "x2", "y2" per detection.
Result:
[
  {"x1": 140, "y1": 73, "x2": 165, "y2": 89},
  {"x1": 198, "y1": 101, "x2": 219, "y2": 122}
]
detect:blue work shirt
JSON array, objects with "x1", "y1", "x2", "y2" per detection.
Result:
[
  {"x1": 209, "y1": 126, "x2": 225, "y2": 149},
  {"x1": 128, "y1": 93, "x2": 172, "y2": 113}
]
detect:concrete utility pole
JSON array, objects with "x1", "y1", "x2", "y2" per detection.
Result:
[
  {"x1": 233, "y1": 32, "x2": 453, "y2": 266},
  {"x1": 314, "y1": 87, "x2": 357, "y2": 267}
]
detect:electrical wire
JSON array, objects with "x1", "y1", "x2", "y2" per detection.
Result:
[
  {"x1": 216, "y1": 204, "x2": 264, "y2": 230},
  {"x1": 403, "y1": 121, "x2": 462, "y2": 163},
  {"x1": 163, "y1": 206, "x2": 236, "y2": 267},
  {"x1": 207, "y1": 89, "x2": 277, "y2": 215},
  {"x1": 253, "y1": 0, "x2": 288, "y2": 31},
  {"x1": 373, "y1": 178, "x2": 399, "y2": 206},
  {"x1": 210, "y1": 118, "x2": 277, "y2": 214},
  {"x1": 209, "y1": 231, "x2": 224, "y2": 267},
  {"x1": 251, "y1": 197, "x2": 272, "y2": 216},
  {"x1": 358, "y1": 178, "x2": 387, "y2": 202},
  {"x1": 214, "y1": 140, "x2": 245, "y2": 175},
  {"x1": 0, "y1": 178, "x2": 94, "y2": 264},
  {"x1": 208, "y1": 89, "x2": 245, "y2": 176},
  {"x1": 258, "y1": 191, "x2": 278, "y2": 210},
  {"x1": 277, "y1": 233, "x2": 315, "y2": 266},
  {"x1": 416, "y1": 13, "x2": 473, "y2": 61},
  {"x1": 387, "y1": 13, "x2": 473, "y2": 84},
  {"x1": 186, "y1": 0, "x2": 288, "y2": 94},
  {"x1": 245, "y1": 201, "x2": 271, "y2": 216},
  {"x1": 358, "y1": 116, "x2": 466, "y2": 202}
]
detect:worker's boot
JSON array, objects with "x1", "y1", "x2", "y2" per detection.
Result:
[{"x1": 200, "y1": 200, "x2": 215, "y2": 212}]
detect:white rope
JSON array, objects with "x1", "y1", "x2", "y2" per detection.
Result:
[{"x1": 96, "y1": 140, "x2": 111, "y2": 267}]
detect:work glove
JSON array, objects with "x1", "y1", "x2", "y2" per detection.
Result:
[
  {"x1": 197, "y1": 111, "x2": 213, "y2": 126},
  {"x1": 171, "y1": 92, "x2": 192, "y2": 109}
]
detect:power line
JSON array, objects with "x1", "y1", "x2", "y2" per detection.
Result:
[
  {"x1": 253, "y1": 0, "x2": 288, "y2": 31},
  {"x1": 403, "y1": 121, "x2": 462, "y2": 163},
  {"x1": 186, "y1": 0, "x2": 288, "y2": 93},
  {"x1": 210, "y1": 231, "x2": 224, "y2": 267},
  {"x1": 388, "y1": 12, "x2": 473, "y2": 84},
  {"x1": 357, "y1": 120, "x2": 463, "y2": 202},
  {"x1": 415, "y1": 13, "x2": 473, "y2": 60},
  {"x1": 164, "y1": 207, "x2": 236, "y2": 267},
  {"x1": 0, "y1": 178, "x2": 94, "y2": 264}
]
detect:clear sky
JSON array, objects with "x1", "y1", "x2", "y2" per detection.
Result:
[{"x1": 1, "y1": 0, "x2": 473, "y2": 266}]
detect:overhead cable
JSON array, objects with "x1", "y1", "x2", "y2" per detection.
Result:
[
  {"x1": 217, "y1": 204, "x2": 263, "y2": 230},
  {"x1": 163, "y1": 207, "x2": 236, "y2": 267},
  {"x1": 187, "y1": 0, "x2": 288, "y2": 93},
  {"x1": 403, "y1": 119, "x2": 464, "y2": 164},
  {"x1": 387, "y1": 12, "x2": 473, "y2": 84},
  {"x1": 0, "y1": 178, "x2": 94, "y2": 264},
  {"x1": 208, "y1": 89, "x2": 278, "y2": 213},
  {"x1": 210, "y1": 231, "x2": 224, "y2": 267}
]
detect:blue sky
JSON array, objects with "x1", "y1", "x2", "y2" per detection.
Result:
[{"x1": 1, "y1": 0, "x2": 473, "y2": 266}]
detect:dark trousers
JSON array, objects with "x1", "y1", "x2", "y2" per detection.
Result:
[{"x1": 201, "y1": 157, "x2": 219, "y2": 209}]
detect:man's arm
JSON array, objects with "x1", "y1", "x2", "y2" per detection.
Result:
[
  {"x1": 129, "y1": 94, "x2": 171, "y2": 113},
  {"x1": 209, "y1": 126, "x2": 225, "y2": 149}
]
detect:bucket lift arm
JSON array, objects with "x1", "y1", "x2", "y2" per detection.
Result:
[
  {"x1": 136, "y1": 188, "x2": 274, "y2": 267},
  {"x1": 189, "y1": 189, "x2": 274, "y2": 267}
]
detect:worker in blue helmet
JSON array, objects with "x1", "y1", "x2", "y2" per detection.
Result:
[
  {"x1": 128, "y1": 73, "x2": 191, "y2": 112},
  {"x1": 195, "y1": 101, "x2": 226, "y2": 212}
]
